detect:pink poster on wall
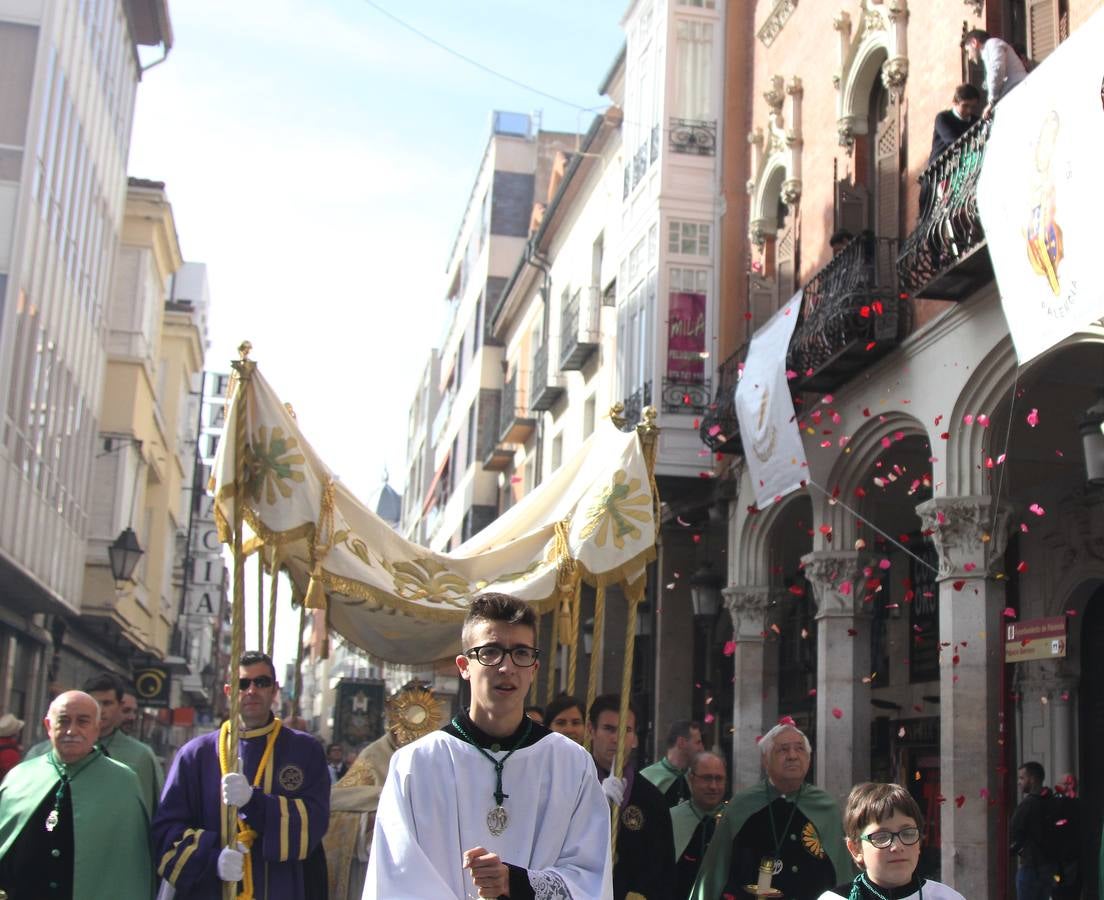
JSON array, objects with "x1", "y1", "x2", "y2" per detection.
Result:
[{"x1": 667, "y1": 291, "x2": 706, "y2": 382}]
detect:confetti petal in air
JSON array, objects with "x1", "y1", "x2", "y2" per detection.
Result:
[
  {"x1": 723, "y1": 640, "x2": 736, "y2": 657},
  {"x1": 1029, "y1": 503, "x2": 1045, "y2": 516},
  {"x1": 831, "y1": 707, "x2": 844, "y2": 719},
  {"x1": 1002, "y1": 607, "x2": 1017, "y2": 618},
  {"x1": 1026, "y1": 408, "x2": 1039, "y2": 428}
]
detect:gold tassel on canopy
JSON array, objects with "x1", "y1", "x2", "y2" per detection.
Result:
[{"x1": 304, "y1": 477, "x2": 337, "y2": 610}]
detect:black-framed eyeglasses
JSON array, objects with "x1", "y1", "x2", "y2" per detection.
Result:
[
  {"x1": 239, "y1": 675, "x2": 275, "y2": 691},
  {"x1": 861, "y1": 827, "x2": 921, "y2": 849},
  {"x1": 464, "y1": 644, "x2": 541, "y2": 667}
]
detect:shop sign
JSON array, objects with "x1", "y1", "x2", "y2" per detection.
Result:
[{"x1": 1005, "y1": 616, "x2": 1067, "y2": 663}]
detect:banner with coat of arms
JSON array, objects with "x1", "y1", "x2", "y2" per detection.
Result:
[
  {"x1": 212, "y1": 365, "x2": 657, "y2": 663},
  {"x1": 977, "y1": 8, "x2": 1104, "y2": 364},
  {"x1": 735, "y1": 290, "x2": 808, "y2": 508}
]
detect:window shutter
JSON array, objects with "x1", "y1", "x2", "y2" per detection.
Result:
[
  {"x1": 776, "y1": 223, "x2": 796, "y2": 308},
  {"x1": 875, "y1": 105, "x2": 900, "y2": 240},
  {"x1": 749, "y1": 275, "x2": 776, "y2": 332},
  {"x1": 1028, "y1": 0, "x2": 1059, "y2": 62},
  {"x1": 836, "y1": 180, "x2": 868, "y2": 235}
]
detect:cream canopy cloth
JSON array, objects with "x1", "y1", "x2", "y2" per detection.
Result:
[{"x1": 213, "y1": 366, "x2": 657, "y2": 664}]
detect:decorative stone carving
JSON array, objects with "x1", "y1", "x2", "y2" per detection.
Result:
[
  {"x1": 833, "y1": 10, "x2": 852, "y2": 36},
  {"x1": 780, "y1": 178, "x2": 802, "y2": 205},
  {"x1": 837, "y1": 117, "x2": 857, "y2": 148},
  {"x1": 723, "y1": 587, "x2": 775, "y2": 638},
  {"x1": 962, "y1": 0, "x2": 983, "y2": 16},
  {"x1": 881, "y1": 56, "x2": 909, "y2": 93},
  {"x1": 1053, "y1": 488, "x2": 1104, "y2": 566},
  {"x1": 914, "y1": 496, "x2": 1014, "y2": 579},
  {"x1": 749, "y1": 221, "x2": 770, "y2": 247},
  {"x1": 757, "y1": 0, "x2": 799, "y2": 47},
  {"x1": 801, "y1": 551, "x2": 874, "y2": 617},
  {"x1": 764, "y1": 75, "x2": 786, "y2": 115}
]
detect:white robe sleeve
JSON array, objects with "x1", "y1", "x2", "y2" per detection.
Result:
[
  {"x1": 363, "y1": 754, "x2": 458, "y2": 899},
  {"x1": 519, "y1": 756, "x2": 613, "y2": 899}
]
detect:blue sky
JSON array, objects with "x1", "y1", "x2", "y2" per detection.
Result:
[{"x1": 129, "y1": 0, "x2": 626, "y2": 504}]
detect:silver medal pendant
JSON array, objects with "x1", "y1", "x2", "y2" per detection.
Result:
[
  {"x1": 771, "y1": 858, "x2": 783, "y2": 876},
  {"x1": 45, "y1": 809, "x2": 59, "y2": 832},
  {"x1": 486, "y1": 805, "x2": 509, "y2": 836}
]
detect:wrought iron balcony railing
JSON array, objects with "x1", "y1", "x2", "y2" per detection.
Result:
[
  {"x1": 699, "y1": 344, "x2": 749, "y2": 455},
  {"x1": 529, "y1": 342, "x2": 565, "y2": 412},
  {"x1": 615, "y1": 382, "x2": 653, "y2": 433},
  {"x1": 668, "y1": 118, "x2": 717, "y2": 156},
  {"x1": 787, "y1": 233, "x2": 911, "y2": 393},
  {"x1": 498, "y1": 369, "x2": 536, "y2": 445},
  {"x1": 650, "y1": 123, "x2": 660, "y2": 164},
  {"x1": 661, "y1": 377, "x2": 712, "y2": 415},
  {"x1": 897, "y1": 119, "x2": 993, "y2": 301},
  {"x1": 632, "y1": 140, "x2": 650, "y2": 189},
  {"x1": 560, "y1": 287, "x2": 601, "y2": 371}
]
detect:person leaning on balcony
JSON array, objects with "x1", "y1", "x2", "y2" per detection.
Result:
[
  {"x1": 961, "y1": 29, "x2": 1028, "y2": 120},
  {"x1": 928, "y1": 84, "x2": 981, "y2": 164}
]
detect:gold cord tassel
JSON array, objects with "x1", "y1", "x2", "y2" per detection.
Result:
[{"x1": 304, "y1": 478, "x2": 337, "y2": 610}]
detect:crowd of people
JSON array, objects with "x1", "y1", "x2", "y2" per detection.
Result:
[{"x1": 0, "y1": 588, "x2": 1091, "y2": 899}]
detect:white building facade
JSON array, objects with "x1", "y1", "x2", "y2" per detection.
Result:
[{"x1": 0, "y1": 0, "x2": 170, "y2": 726}]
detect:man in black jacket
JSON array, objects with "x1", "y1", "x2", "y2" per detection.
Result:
[
  {"x1": 929, "y1": 84, "x2": 981, "y2": 164},
  {"x1": 589, "y1": 694, "x2": 675, "y2": 900}
]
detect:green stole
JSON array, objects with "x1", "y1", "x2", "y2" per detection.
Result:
[
  {"x1": 0, "y1": 751, "x2": 153, "y2": 900},
  {"x1": 689, "y1": 781, "x2": 853, "y2": 900},
  {"x1": 672, "y1": 800, "x2": 724, "y2": 858},
  {"x1": 640, "y1": 757, "x2": 685, "y2": 795}
]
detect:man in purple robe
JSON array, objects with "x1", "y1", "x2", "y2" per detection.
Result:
[{"x1": 152, "y1": 651, "x2": 329, "y2": 899}]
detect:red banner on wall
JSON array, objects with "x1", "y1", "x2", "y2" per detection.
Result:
[{"x1": 667, "y1": 291, "x2": 706, "y2": 382}]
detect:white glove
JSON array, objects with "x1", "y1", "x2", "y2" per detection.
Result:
[
  {"x1": 601, "y1": 776, "x2": 626, "y2": 806},
  {"x1": 217, "y1": 844, "x2": 247, "y2": 882},
  {"x1": 221, "y1": 772, "x2": 253, "y2": 808}
]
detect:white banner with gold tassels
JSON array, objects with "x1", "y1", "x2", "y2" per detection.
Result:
[{"x1": 212, "y1": 364, "x2": 657, "y2": 663}]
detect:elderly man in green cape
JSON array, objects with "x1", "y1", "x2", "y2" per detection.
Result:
[
  {"x1": 25, "y1": 673, "x2": 164, "y2": 814},
  {"x1": 0, "y1": 690, "x2": 153, "y2": 899},
  {"x1": 691, "y1": 722, "x2": 851, "y2": 900}
]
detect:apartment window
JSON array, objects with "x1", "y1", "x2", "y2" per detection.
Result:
[
  {"x1": 583, "y1": 395, "x2": 596, "y2": 439},
  {"x1": 550, "y1": 433, "x2": 563, "y2": 472},
  {"x1": 668, "y1": 220, "x2": 711, "y2": 256},
  {"x1": 678, "y1": 0, "x2": 716, "y2": 6},
  {"x1": 628, "y1": 237, "x2": 646, "y2": 286},
  {"x1": 675, "y1": 20, "x2": 714, "y2": 121}
]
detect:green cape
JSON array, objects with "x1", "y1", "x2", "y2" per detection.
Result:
[
  {"x1": 672, "y1": 799, "x2": 726, "y2": 858},
  {"x1": 0, "y1": 751, "x2": 152, "y2": 900},
  {"x1": 689, "y1": 781, "x2": 853, "y2": 900},
  {"x1": 640, "y1": 757, "x2": 685, "y2": 795},
  {"x1": 28, "y1": 730, "x2": 164, "y2": 812}
]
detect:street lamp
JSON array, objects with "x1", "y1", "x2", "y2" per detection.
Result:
[
  {"x1": 1080, "y1": 391, "x2": 1104, "y2": 486},
  {"x1": 688, "y1": 561, "x2": 724, "y2": 751},
  {"x1": 108, "y1": 526, "x2": 144, "y2": 583}
]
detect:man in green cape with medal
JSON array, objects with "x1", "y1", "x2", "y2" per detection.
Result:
[
  {"x1": 0, "y1": 690, "x2": 153, "y2": 899},
  {"x1": 691, "y1": 721, "x2": 851, "y2": 900}
]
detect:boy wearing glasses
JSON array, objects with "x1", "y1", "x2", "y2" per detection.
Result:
[
  {"x1": 818, "y1": 782, "x2": 965, "y2": 900},
  {"x1": 152, "y1": 650, "x2": 330, "y2": 898},
  {"x1": 366, "y1": 593, "x2": 612, "y2": 899}
]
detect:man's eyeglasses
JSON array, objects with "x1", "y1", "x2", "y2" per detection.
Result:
[
  {"x1": 690, "y1": 773, "x2": 725, "y2": 784},
  {"x1": 239, "y1": 675, "x2": 275, "y2": 691},
  {"x1": 860, "y1": 827, "x2": 921, "y2": 849},
  {"x1": 464, "y1": 644, "x2": 540, "y2": 667}
]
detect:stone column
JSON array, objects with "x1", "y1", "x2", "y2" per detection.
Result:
[
  {"x1": 916, "y1": 496, "x2": 1012, "y2": 900},
  {"x1": 1050, "y1": 675, "x2": 1077, "y2": 784},
  {"x1": 802, "y1": 550, "x2": 873, "y2": 806},
  {"x1": 724, "y1": 586, "x2": 773, "y2": 791}
]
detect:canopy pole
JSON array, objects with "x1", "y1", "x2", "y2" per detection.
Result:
[
  {"x1": 265, "y1": 547, "x2": 281, "y2": 659},
  {"x1": 583, "y1": 584, "x2": 606, "y2": 751},
  {"x1": 566, "y1": 580, "x2": 582, "y2": 696},
  {"x1": 256, "y1": 546, "x2": 265, "y2": 650},
  {"x1": 528, "y1": 612, "x2": 541, "y2": 704},
  {"x1": 610, "y1": 584, "x2": 643, "y2": 860},
  {"x1": 292, "y1": 600, "x2": 307, "y2": 719},
  {"x1": 223, "y1": 341, "x2": 254, "y2": 900},
  {"x1": 608, "y1": 405, "x2": 660, "y2": 859},
  {"x1": 545, "y1": 606, "x2": 561, "y2": 706}
]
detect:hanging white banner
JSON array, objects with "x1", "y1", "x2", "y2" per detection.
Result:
[
  {"x1": 976, "y1": 9, "x2": 1104, "y2": 364},
  {"x1": 735, "y1": 291, "x2": 807, "y2": 508}
]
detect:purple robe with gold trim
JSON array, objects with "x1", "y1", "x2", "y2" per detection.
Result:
[{"x1": 152, "y1": 720, "x2": 329, "y2": 899}]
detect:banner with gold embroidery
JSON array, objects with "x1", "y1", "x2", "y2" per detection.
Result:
[{"x1": 213, "y1": 367, "x2": 657, "y2": 663}]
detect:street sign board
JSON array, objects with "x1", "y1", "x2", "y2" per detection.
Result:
[{"x1": 1005, "y1": 616, "x2": 1067, "y2": 663}]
